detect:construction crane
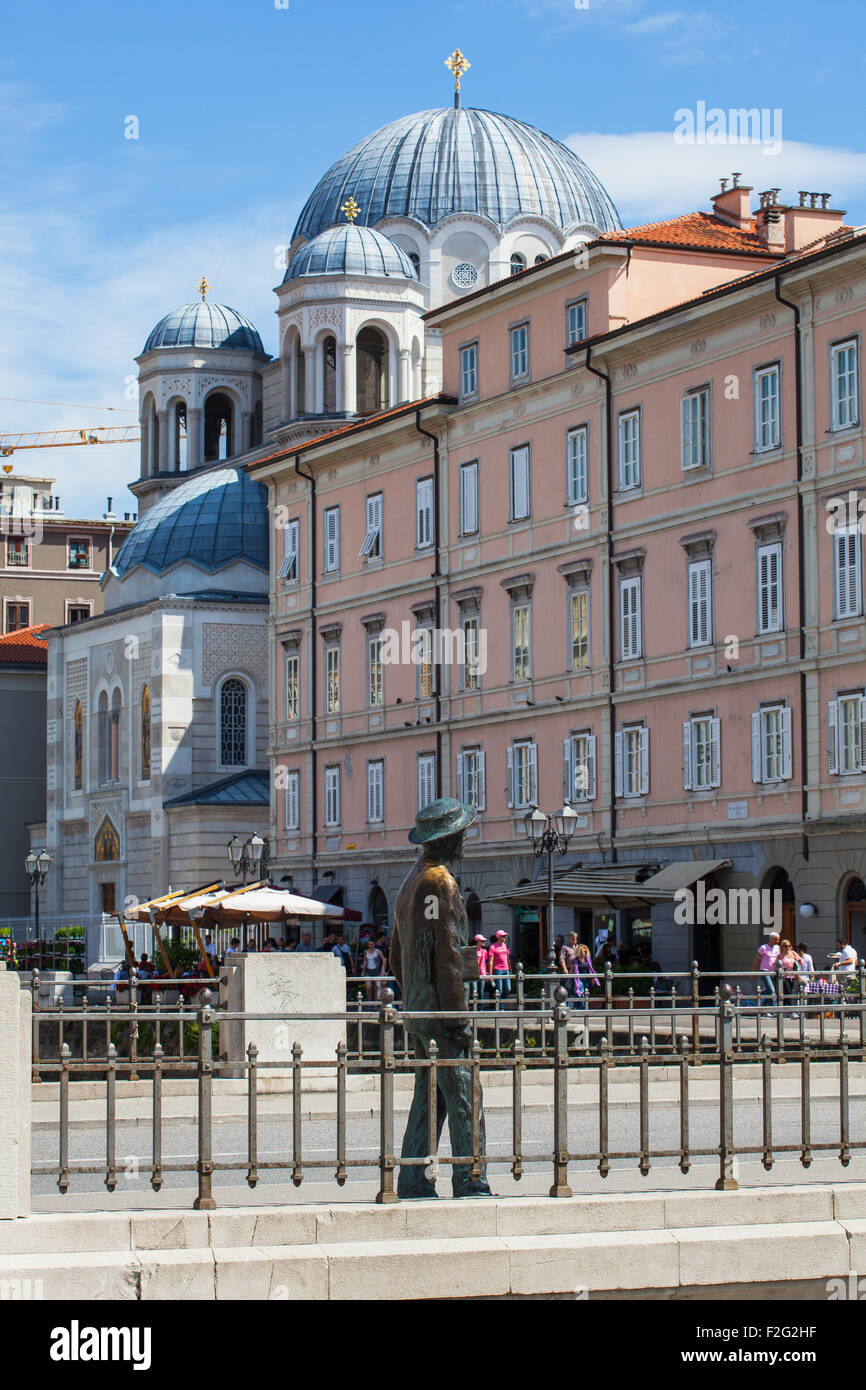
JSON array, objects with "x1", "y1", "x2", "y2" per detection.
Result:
[{"x1": 0, "y1": 426, "x2": 140, "y2": 457}]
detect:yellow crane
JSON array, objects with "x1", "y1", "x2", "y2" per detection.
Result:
[{"x1": 0, "y1": 426, "x2": 140, "y2": 458}]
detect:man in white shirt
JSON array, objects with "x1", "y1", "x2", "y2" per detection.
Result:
[{"x1": 831, "y1": 938, "x2": 858, "y2": 975}]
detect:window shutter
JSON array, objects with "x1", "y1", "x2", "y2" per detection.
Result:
[
  {"x1": 505, "y1": 747, "x2": 514, "y2": 809},
  {"x1": 511, "y1": 448, "x2": 529, "y2": 519},
  {"x1": 367, "y1": 768, "x2": 374, "y2": 822},
  {"x1": 633, "y1": 580, "x2": 642, "y2": 657},
  {"x1": 682, "y1": 721, "x2": 693, "y2": 791},
  {"x1": 614, "y1": 731, "x2": 624, "y2": 798},
  {"x1": 562, "y1": 738, "x2": 573, "y2": 802},
  {"x1": 751, "y1": 712, "x2": 763, "y2": 783},
  {"x1": 639, "y1": 727, "x2": 649, "y2": 796},
  {"x1": 759, "y1": 544, "x2": 781, "y2": 632},
  {"x1": 461, "y1": 463, "x2": 478, "y2": 534},
  {"x1": 827, "y1": 700, "x2": 839, "y2": 775},
  {"x1": 416, "y1": 478, "x2": 433, "y2": 548},
  {"x1": 325, "y1": 509, "x2": 339, "y2": 570},
  {"x1": 710, "y1": 717, "x2": 721, "y2": 788},
  {"x1": 456, "y1": 753, "x2": 465, "y2": 805},
  {"x1": 859, "y1": 696, "x2": 866, "y2": 773},
  {"x1": 475, "y1": 750, "x2": 486, "y2": 810},
  {"x1": 585, "y1": 735, "x2": 597, "y2": 801},
  {"x1": 528, "y1": 742, "x2": 538, "y2": 806},
  {"x1": 780, "y1": 706, "x2": 793, "y2": 780},
  {"x1": 681, "y1": 395, "x2": 692, "y2": 470},
  {"x1": 835, "y1": 528, "x2": 861, "y2": 618}
]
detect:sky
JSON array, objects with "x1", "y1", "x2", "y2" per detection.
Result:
[{"x1": 1, "y1": 0, "x2": 864, "y2": 518}]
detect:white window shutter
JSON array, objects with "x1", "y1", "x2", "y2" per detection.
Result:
[
  {"x1": 710, "y1": 717, "x2": 721, "y2": 788},
  {"x1": 461, "y1": 463, "x2": 478, "y2": 534},
  {"x1": 781, "y1": 706, "x2": 793, "y2": 780},
  {"x1": 639, "y1": 727, "x2": 649, "y2": 795},
  {"x1": 681, "y1": 395, "x2": 692, "y2": 470},
  {"x1": 585, "y1": 735, "x2": 597, "y2": 800},
  {"x1": 506, "y1": 746, "x2": 514, "y2": 809},
  {"x1": 475, "y1": 750, "x2": 486, "y2": 810},
  {"x1": 511, "y1": 448, "x2": 529, "y2": 519},
  {"x1": 827, "y1": 700, "x2": 839, "y2": 775},
  {"x1": 859, "y1": 696, "x2": 866, "y2": 773},
  {"x1": 416, "y1": 478, "x2": 433, "y2": 548},
  {"x1": 633, "y1": 580, "x2": 642, "y2": 657},
  {"x1": 562, "y1": 738, "x2": 573, "y2": 802},
  {"x1": 614, "y1": 731, "x2": 623, "y2": 798},
  {"x1": 682, "y1": 721, "x2": 693, "y2": 791},
  {"x1": 456, "y1": 753, "x2": 464, "y2": 804},
  {"x1": 528, "y1": 742, "x2": 538, "y2": 806},
  {"x1": 751, "y1": 712, "x2": 763, "y2": 783}
]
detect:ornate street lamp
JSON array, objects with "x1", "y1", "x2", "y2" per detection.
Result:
[
  {"x1": 522, "y1": 806, "x2": 578, "y2": 969},
  {"x1": 226, "y1": 833, "x2": 268, "y2": 885},
  {"x1": 25, "y1": 850, "x2": 52, "y2": 957}
]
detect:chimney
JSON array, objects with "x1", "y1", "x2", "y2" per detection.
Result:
[
  {"x1": 755, "y1": 189, "x2": 786, "y2": 250},
  {"x1": 784, "y1": 191, "x2": 846, "y2": 252},
  {"x1": 711, "y1": 172, "x2": 753, "y2": 231}
]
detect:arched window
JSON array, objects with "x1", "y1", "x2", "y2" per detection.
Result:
[
  {"x1": 322, "y1": 336, "x2": 337, "y2": 413},
  {"x1": 95, "y1": 818, "x2": 120, "y2": 862},
  {"x1": 142, "y1": 396, "x2": 158, "y2": 477},
  {"x1": 204, "y1": 392, "x2": 233, "y2": 462},
  {"x1": 510, "y1": 252, "x2": 527, "y2": 276},
  {"x1": 356, "y1": 328, "x2": 389, "y2": 415},
  {"x1": 172, "y1": 402, "x2": 187, "y2": 471},
  {"x1": 98, "y1": 691, "x2": 109, "y2": 784},
  {"x1": 109, "y1": 688, "x2": 121, "y2": 782},
  {"x1": 73, "y1": 700, "x2": 83, "y2": 790},
  {"x1": 294, "y1": 350, "x2": 306, "y2": 418},
  {"x1": 220, "y1": 678, "x2": 247, "y2": 767},
  {"x1": 140, "y1": 685, "x2": 151, "y2": 781},
  {"x1": 408, "y1": 251, "x2": 421, "y2": 276},
  {"x1": 534, "y1": 254, "x2": 548, "y2": 266}
]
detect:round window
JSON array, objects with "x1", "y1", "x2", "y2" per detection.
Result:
[{"x1": 451, "y1": 262, "x2": 479, "y2": 290}]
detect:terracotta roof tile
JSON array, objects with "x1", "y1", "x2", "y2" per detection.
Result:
[
  {"x1": 599, "y1": 211, "x2": 781, "y2": 257},
  {"x1": 0, "y1": 623, "x2": 50, "y2": 664}
]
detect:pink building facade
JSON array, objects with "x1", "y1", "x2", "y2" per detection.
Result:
[{"x1": 253, "y1": 182, "x2": 866, "y2": 972}]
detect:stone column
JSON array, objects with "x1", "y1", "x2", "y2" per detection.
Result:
[
  {"x1": 157, "y1": 409, "x2": 169, "y2": 474},
  {"x1": 241, "y1": 410, "x2": 252, "y2": 452},
  {"x1": 398, "y1": 348, "x2": 410, "y2": 404},
  {"x1": 187, "y1": 408, "x2": 202, "y2": 470},
  {"x1": 303, "y1": 348, "x2": 316, "y2": 415},
  {"x1": 0, "y1": 965, "x2": 31, "y2": 1218},
  {"x1": 339, "y1": 345, "x2": 355, "y2": 415}
]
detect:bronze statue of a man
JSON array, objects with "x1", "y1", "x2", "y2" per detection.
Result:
[{"x1": 389, "y1": 798, "x2": 492, "y2": 1199}]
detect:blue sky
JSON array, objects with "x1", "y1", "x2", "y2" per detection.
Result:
[{"x1": 1, "y1": 0, "x2": 864, "y2": 516}]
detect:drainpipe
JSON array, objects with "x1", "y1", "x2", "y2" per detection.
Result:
[
  {"x1": 414, "y1": 409, "x2": 442, "y2": 795},
  {"x1": 293, "y1": 452, "x2": 318, "y2": 884},
  {"x1": 773, "y1": 275, "x2": 809, "y2": 858},
  {"x1": 583, "y1": 345, "x2": 617, "y2": 863}
]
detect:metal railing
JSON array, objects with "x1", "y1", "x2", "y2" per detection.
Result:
[{"x1": 28, "y1": 982, "x2": 866, "y2": 1208}]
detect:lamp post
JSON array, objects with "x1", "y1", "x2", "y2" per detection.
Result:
[
  {"x1": 522, "y1": 806, "x2": 578, "y2": 971},
  {"x1": 226, "y1": 833, "x2": 267, "y2": 885},
  {"x1": 25, "y1": 850, "x2": 52, "y2": 962}
]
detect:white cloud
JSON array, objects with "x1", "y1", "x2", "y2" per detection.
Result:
[{"x1": 567, "y1": 129, "x2": 866, "y2": 228}]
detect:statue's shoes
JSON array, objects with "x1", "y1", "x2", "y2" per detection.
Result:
[{"x1": 453, "y1": 1180, "x2": 493, "y2": 1198}]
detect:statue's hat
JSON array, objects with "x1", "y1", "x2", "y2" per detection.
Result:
[{"x1": 409, "y1": 797, "x2": 476, "y2": 845}]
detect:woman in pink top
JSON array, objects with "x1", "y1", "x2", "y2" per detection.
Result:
[
  {"x1": 474, "y1": 934, "x2": 490, "y2": 1009},
  {"x1": 488, "y1": 931, "x2": 512, "y2": 1011}
]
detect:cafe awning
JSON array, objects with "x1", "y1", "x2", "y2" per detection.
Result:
[
  {"x1": 638, "y1": 859, "x2": 731, "y2": 893},
  {"x1": 486, "y1": 863, "x2": 677, "y2": 911}
]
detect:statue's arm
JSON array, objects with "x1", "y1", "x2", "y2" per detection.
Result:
[{"x1": 434, "y1": 883, "x2": 468, "y2": 1022}]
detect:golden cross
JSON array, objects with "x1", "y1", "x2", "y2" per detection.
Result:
[
  {"x1": 197, "y1": 276, "x2": 210, "y2": 301},
  {"x1": 341, "y1": 196, "x2": 361, "y2": 224},
  {"x1": 445, "y1": 48, "x2": 470, "y2": 97}
]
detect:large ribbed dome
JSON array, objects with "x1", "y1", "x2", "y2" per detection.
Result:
[
  {"x1": 293, "y1": 107, "x2": 622, "y2": 241},
  {"x1": 284, "y1": 223, "x2": 418, "y2": 283},
  {"x1": 113, "y1": 466, "x2": 268, "y2": 577},
  {"x1": 143, "y1": 302, "x2": 264, "y2": 354}
]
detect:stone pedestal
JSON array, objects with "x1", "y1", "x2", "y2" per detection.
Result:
[
  {"x1": 220, "y1": 954, "x2": 346, "y2": 1079},
  {"x1": 0, "y1": 964, "x2": 31, "y2": 1218}
]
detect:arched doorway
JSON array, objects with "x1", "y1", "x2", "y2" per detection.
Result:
[
  {"x1": 204, "y1": 392, "x2": 233, "y2": 461},
  {"x1": 356, "y1": 328, "x2": 389, "y2": 415},
  {"x1": 767, "y1": 867, "x2": 796, "y2": 941},
  {"x1": 466, "y1": 891, "x2": 482, "y2": 934},
  {"x1": 845, "y1": 877, "x2": 866, "y2": 957},
  {"x1": 368, "y1": 882, "x2": 389, "y2": 931}
]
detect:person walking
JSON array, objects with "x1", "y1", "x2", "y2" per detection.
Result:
[
  {"x1": 473, "y1": 934, "x2": 490, "y2": 1009},
  {"x1": 362, "y1": 936, "x2": 387, "y2": 1001},
  {"x1": 751, "y1": 932, "x2": 780, "y2": 1012},
  {"x1": 559, "y1": 931, "x2": 580, "y2": 1004},
  {"x1": 573, "y1": 943, "x2": 600, "y2": 1009},
  {"x1": 777, "y1": 938, "x2": 802, "y2": 1014},
  {"x1": 488, "y1": 930, "x2": 512, "y2": 1010}
]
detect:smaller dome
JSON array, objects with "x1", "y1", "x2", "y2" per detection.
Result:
[
  {"x1": 284, "y1": 224, "x2": 418, "y2": 284},
  {"x1": 113, "y1": 466, "x2": 268, "y2": 578},
  {"x1": 143, "y1": 302, "x2": 264, "y2": 354}
]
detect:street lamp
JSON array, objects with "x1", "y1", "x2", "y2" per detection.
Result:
[
  {"x1": 226, "y1": 833, "x2": 268, "y2": 885},
  {"x1": 522, "y1": 806, "x2": 578, "y2": 970},
  {"x1": 25, "y1": 850, "x2": 52, "y2": 958}
]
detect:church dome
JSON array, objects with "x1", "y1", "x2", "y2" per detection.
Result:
[
  {"x1": 292, "y1": 106, "x2": 622, "y2": 242},
  {"x1": 142, "y1": 302, "x2": 264, "y2": 354},
  {"x1": 283, "y1": 223, "x2": 418, "y2": 283},
  {"x1": 113, "y1": 466, "x2": 268, "y2": 577}
]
